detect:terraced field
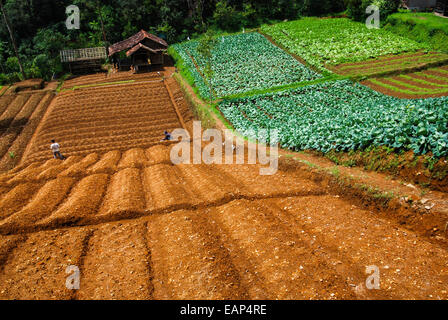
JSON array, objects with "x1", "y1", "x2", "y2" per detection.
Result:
[
  {"x1": 260, "y1": 17, "x2": 425, "y2": 73},
  {"x1": 219, "y1": 80, "x2": 448, "y2": 158},
  {"x1": 363, "y1": 65, "x2": 448, "y2": 98},
  {"x1": 61, "y1": 71, "x2": 163, "y2": 90},
  {"x1": 171, "y1": 32, "x2": 321, "y2": 99},
  {"x1": 0, "y1": 92, "x2": 54, "y2": 171},
  {"x1": 330, "y1": 52, "x2": 448, "y2": 78},
  {"x1": 23, "y1": 77, "x2": 186, "y2": 164},
  {"x1": 1, "y1": 21, "x2": 447, "y2": 301},
  {"x1": 0, "y1": 144, "x2": 447, "y2": 300}
]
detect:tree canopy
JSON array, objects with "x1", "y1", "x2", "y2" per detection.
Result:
[{"x1": 0, "y1": 0, "x2": 349, "y2": 83}]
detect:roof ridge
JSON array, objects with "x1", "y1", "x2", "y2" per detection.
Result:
[{"x1": 108, "y1": 30, "x2": 168, "y2": 56}]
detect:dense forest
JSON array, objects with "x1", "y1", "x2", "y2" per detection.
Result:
[{"x1": 0, "y1": 0, "x2": 400, "y2": 83}]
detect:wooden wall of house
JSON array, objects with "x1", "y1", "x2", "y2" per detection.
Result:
[
  {"x1": 149, "y1": 53, "x2": 164, "y2": 65},
  {"x1": 141, "y1": 38, "x2": 167, "y2": 50}
]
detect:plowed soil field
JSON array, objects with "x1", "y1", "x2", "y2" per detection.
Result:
[
  {"x1": 1, "y1": 69, "x2": 448, "y2": 301},
  {"x1": 362, "y1": 65, "x2": 448, "y2": 98},
  {"x1": 0, "y1": 92, "x2": 54, "y2": 171},
  {"x1": 23, "y1": 78, "x2": 186, "y2": 164},
  {"x1": 330, "y1": 52, "x2": 448, "y2": 78},
  {"x1": 1, "y1": 143, "x2": 448, "y2": 300},
  {"x1": 61, "y1": 71, "x2": 163, "y2": 90}
]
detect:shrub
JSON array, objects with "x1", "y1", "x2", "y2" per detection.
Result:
[
  {"x1": 345, "y1": 0, "x2": 400, "y2": 23},
  {"x1": 241, "y1": 3, "x2": 260, "y2": 28},
  {"x1": 345, "y1": 0, "x2": 366, "y2": 21},
  {"x1": 0, "y1": 72, "x2": 21, "y2": 84},
  {"x1": 5, "y1": 57, "x2": 20, "y2": 73},
  {"x1": 384, "y1": 12, "x2": 448, "y2": 52},
  {"x1": 304, "y1": 0, "x2": 346, "y2": 16}
]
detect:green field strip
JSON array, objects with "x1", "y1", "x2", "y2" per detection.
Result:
[
  {"x1": 387, "y1": 77, "x2": 448, "y2": 92},
  {"x1": 333, "y1": 51, "x2": 426, "y2": 68},
  {"x1": 343, "y1": 59, "x2": 448, "y2": 80},
  {"x1": 370, "y1": 78, "x2": 448, "y2": 95},
  {"x1": 347, "y1": 64, "x2": 413, "y2": 76},
  {"x1": 417, "y1": 70, "x2": 448, "y2": 82},
  {"x1": 0, "y1": 85, "x2": 11, "y2": 97},
  {"x1": 257, "y1": 30, "x2": 331, "y2": 77},
  {"x1": 220, "y1": 75, "x2": 347, "y2": 100},
  {"x1": 172, "y1": 32, "x2": 325, "y2": 101},
  {"x1": 436, "y1": 68, "x2": 448, "y2": 74},
  {"x1": 337, "y1": 55, "x2": 425, "y2": 71},
  {"x1": 337, "y1": 53, "x2": 448, "y2": 72},
  {"x1": 399, "y1": 75, "x2": 448, "y2": 88}
]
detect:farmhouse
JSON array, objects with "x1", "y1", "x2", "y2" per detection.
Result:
[
  {"x1": 403, "y1": 0, "x2": 448, "y2": 15},
  {"x1": 435, "y1": 0, "x2": 448, "y2": 15},
  {"x1": 59, "y1": 47, "x2": 107, "y2": 74},
  {"x1": 108, "y1": 30, "x2": 168, "y2": 72}
]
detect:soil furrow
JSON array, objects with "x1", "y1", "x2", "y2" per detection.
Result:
[
  {"x1": 275, "y1": 196, "x2": 448, "y2": 299},
  {"x1": 76, "y1": 222, "x2": 153, "y2": 300},
  {"x1": 0, "y1": 228, "x2": 90, "y2": 299},
  {"x1": 37, "y1": 174, "x2": 109, "y2": 228},
  {"x1": 0, "y1": 177, "x2": 75, "y2": 233},
  {"x1": 147, "y1": 210, "x2": 249, "y2": 299},
  {"x1": 209, "y1": 199, "x2": 358, "y2": 299},
  {"x1": 98, "y1": 168, "x2": 146, "y2": 218},
  {"x1": 143, "y1": 164, "x2": 196, "y2": 211}
]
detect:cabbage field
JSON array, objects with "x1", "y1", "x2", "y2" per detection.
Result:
[
  {"x1": 171, "y1": 32, "x2": 322, "y2": 99},
  {"x1": 219, "y1": 80, "x2": 448, "y2": 158},
  {"x1": 261, "y1": 18, "x2": 426, "y2": 73}
]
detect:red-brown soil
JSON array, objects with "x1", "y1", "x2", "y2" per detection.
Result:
[
  {"x1": 0, "y1": 69, "x2": 448, "y2": 300},
  {"x1": 361, "y1": 66, "x2": 448, "y2": 98},
  {"x1": 0, "y1": 86, "x2": 8, "y2": 96},
  {"x1": 0, "y1": 92, "x2": 53, "y2": 171},
  {"x1": 362, "y1": 79, "x2": 448, "y2": 98},
  {"x1": 22, "y1": 75, "x2": 187, "y2": 164},
  {"x1": 0, "y1": 142, "x2": 448, "y2": 300},
  {"x1": 330, "y1": 52, "x2": 448, "y2": 78},
  {"x1": 11, "y1": 79, "x2": 44, "y2": 92},
  {"x1": 61, "y1": 71, "x2": 165, "y2": 90}
]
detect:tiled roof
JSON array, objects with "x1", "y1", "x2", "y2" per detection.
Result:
[
  {"x1": 126, "y1": 43, "x2": 165, "y2": 56},
  {"x1": 109, "y1": 30, "x2": 168, "y2": 56}
]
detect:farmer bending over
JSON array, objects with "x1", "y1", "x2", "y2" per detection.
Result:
[
  {"x1": 51, "y1": 140, "x2": 65, "y2": 160},
  {"x1": 161, "y1": 131, "x2": 171, "y2": 142}
]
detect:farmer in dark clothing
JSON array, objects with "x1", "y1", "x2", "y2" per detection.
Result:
[
  {"x1": 50, "y1": 140, "x2": 65, "y2": 160},
  {"x1": 112, "y1": 55, "x2": 118, "y2": 70},
  {"x1": 161, "y1": 131, "x2": 172, "y2": 142}
]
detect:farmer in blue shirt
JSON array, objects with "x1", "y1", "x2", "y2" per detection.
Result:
[{"x1": 161, "y1": 131, "x2": 171, "y2": 142}]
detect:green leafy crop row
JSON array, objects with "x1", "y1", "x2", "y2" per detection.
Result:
[
  {"x1": 219, "y1": 80, "x2": 448, "y2": 158},
  {"x1": 261, "y1": 18, "x2": 426, "y2": 73},
  {"x1": 171, "y1": 32, "x2": 322, "y2": 99}
]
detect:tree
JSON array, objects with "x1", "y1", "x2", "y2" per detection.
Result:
[
  {"x1": 96, "y1": 1, "x2": 108, "y2": 45},
  {"x1": 196, "y1": 29, "x2": 217, "y2": 101},
  {"x1": 73, "y1": 0, "x2": 110, "y2": 46},
  {"x1": 0, "y1": 0, "x2": 26, "y2": 79},
  {"x1": 0, "y1": 41, "x2": 6, "y2": 73},
  {"x1": 345, "y1": 0, "x2": 400, "y2": 23},
  {"x1": 213, "y1": 1, "x2": 242, "y2": 32},
  {"x1": 186, "y1": 0, "x2": 205, "y2": 27}
]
